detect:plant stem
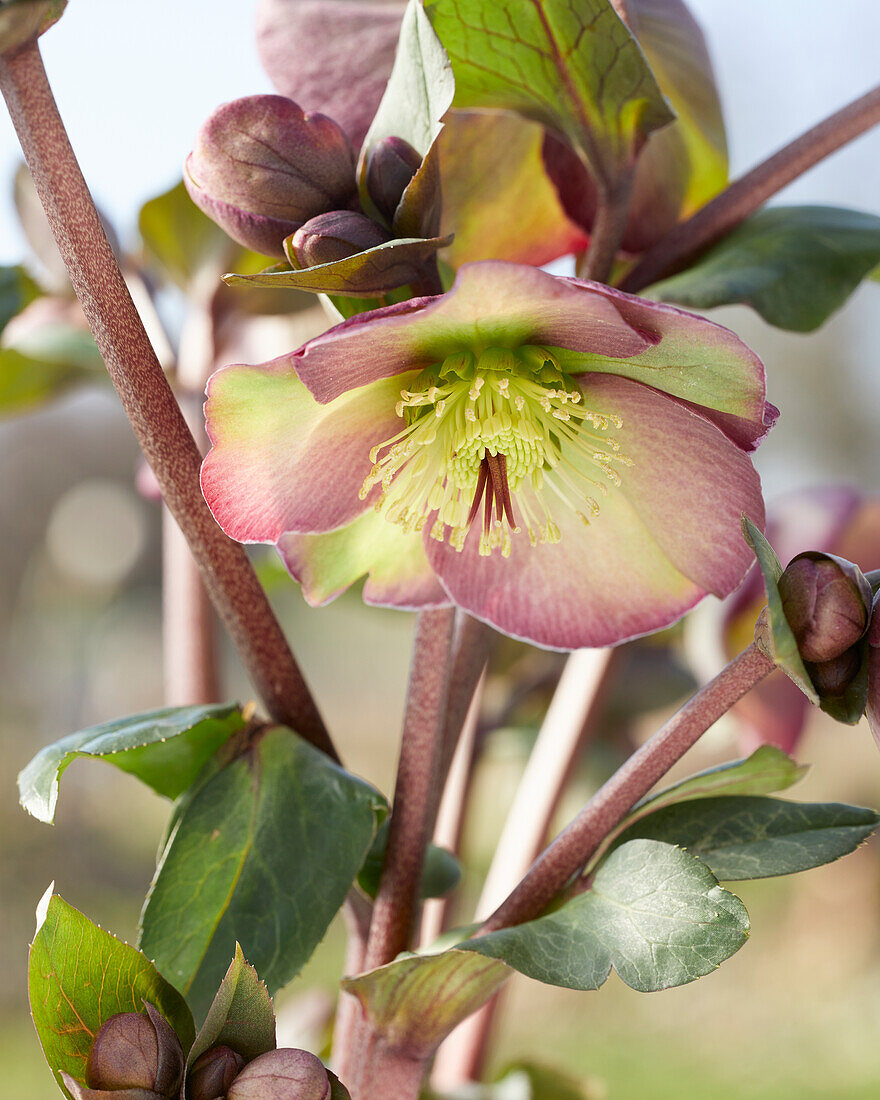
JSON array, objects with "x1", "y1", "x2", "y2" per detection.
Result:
[
  {"x1": 432, "y1": 648, "x2": 614, "y2": 1089},
  {"x1": 0, "y1": 39, "x2": 335, "y2": 759},
  {"x1": 332, "y1": 892, "x2": 373, "y2": 1083},
  {"x1": 438, "y1": 615, "x2": 495, "y2": 791},
  {"x1": 480, "y1": 643, "x2": 774, "y2": 934},
  {"x1": 620, "y1": 83, "x2": 880, "y2": 294},
  {"x1": 363, "y1": 607, "x2": 457, "y2": 969},
  {"x1": 580, "y1": 177, "x2": 634, "y2": 284}
]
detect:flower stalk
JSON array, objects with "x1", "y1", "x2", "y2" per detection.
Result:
[
  {"x1": 0, "y1": 38, "x2": 335, "y2": 759},
  {"x1": 621, "y1": 83, "x2": 880, "y2": 293}
]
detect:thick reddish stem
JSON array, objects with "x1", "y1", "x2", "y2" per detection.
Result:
[
  {"x1": 481, "y1": 643, "x2": 774, "y2": 934},
  {"x1": 620, "y1": 83, "x2": 880, "y2": 293},
  {"x1": 0, "y1": 39, "x2": 335, "y2": 759}
]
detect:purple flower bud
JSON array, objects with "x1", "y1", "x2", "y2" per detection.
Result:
[
  {"x1": 290, "y1": 210, "x2": 391, "y2": 268},
  {"x1": 188, "y1": 1044, "x2": 246, "y2": 1100},
  {"x1": 365, "y1": 136, "x2": 423, "y2": 224},
  {"x1": 227, "y1": 1048, "x2": 333, "y2": 1100},
  {"x1": 185, "y1": 95, "x2": 357, "y2": 258},
  {"x1": 806, "y1": 645, "x2": 863, "y2": 698},
  {"x1": 778, "y1": 553, "x2": 871, "y2": 662},
  {"x1": 84, "y1": 1004, "x2": 184, "y2": 1097}
]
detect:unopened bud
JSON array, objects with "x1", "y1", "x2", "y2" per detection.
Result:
[
  {"x1": 290, "y1": 210, "x2": 391, "y2": 268},
  {"x1": 189, "y1": 1044, "x2": 246, "y2": 1100},
  {"x1": 365, "y1": 136, "x2": 423, "y2": 223},
  {"x1": 0, "y1": 0, "x2": 65, "y2": 55},
  {"x1": 227, "y1": 1049, "x2": 334, "y2": 1100},
  {"x1": 778, "y1": 553, "x2": 871, "y2": 662},
  {"x1": 79, "y1": 1004, "x2": 184, "y2": 1098},
  {"x1": 185, "y1": 95, "x2": 357, "y2": 258},
  {"x1": 806, "y1": 646, "x2": 863, "y2": 698}
]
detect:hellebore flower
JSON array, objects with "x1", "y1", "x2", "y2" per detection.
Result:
[
  {"x1": 185, "y1": 95, "x2": 357, "y2": 258},
  {"x1": 718, "y1": 487, "x2": 880, "y2": 752},
  {"x1": 202, "y1": 262, "x2": 774, "y2": 650}
]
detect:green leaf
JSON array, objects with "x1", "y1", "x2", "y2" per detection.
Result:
[
  {"x1": 425, "y1": 0, "x2": 674, "y2": 189},
  {"x1": 742, "y1": 516, "x2": 818, "y2": 703},
  {"x1": 361, "y1": 0, "x2": 454, "y2": 162},
  {"x1": 29, "y1": 889, "x2": 194, "y2": 1099},
  {"x1": 224, "y1": 236, "x2": 452, "y2": 298},
  {"x1": 610, "y1": 796, "x2": 880, "y2": 881},
  {"x1": 342, "y1": 949, "x2": 510, "y2": 1059},
  {"x1": 0, "y1": 263, "x2": 40, "y2": 333},
  {"x1": 358, "y1": 819, "x2": 462, "y2": 900},
  {"x1": 140, "y1": 727, "x2": 385, "y2": 1020},
  {"x1": 138, "y1": 180, "x2": 239, "y2": 291},
  {"x1": 461, "y1": 839, "x2": 749, "y2": 992},
  {"x1": 18, "y1": 703, "x2": 245, "y2": 824},
  {"x1": 187, "y1": 944, "x2": 276, "y2": 1069},
  {"x1": 0, "y1": 347, "x2": 75, "y2": 417},
  {"x1": 649, "y1": 206, "x2": 880, "y2": 332}
]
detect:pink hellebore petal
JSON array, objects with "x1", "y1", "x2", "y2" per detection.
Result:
[
  {"x1": 202, "y1": 261, "x2": 773, "y2": 650},
  {"x1": 723, "y1": 487, "x2": 880, "y2": 753}
]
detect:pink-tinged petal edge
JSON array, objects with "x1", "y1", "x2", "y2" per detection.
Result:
[
  {"x1": 288, "y1": 262, "x2": 655, "y2": 403},
  {"x1": 277, "y1": 510, "x2": 449, "y2": 610},
  {"x1": 201, "y1": 358, "x2": 404, "y2": 542},
  {"x1": 425, "y1": 376, "x2": 763, "y2": 650}
]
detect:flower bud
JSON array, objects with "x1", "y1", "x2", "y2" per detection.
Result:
[
  {"x1": 188, "y1": 1044, "x2": 246, "y2": 1100},
  {"x1": 185, "y1": 95, "x2": 357, "y2": 258},
  {"x1": 778, "y1": 553, "x2": 871, "y2": 662},
  {"x1": 365, "y1": 136, "x2": 423, "y2": 224},
  {"x1": 290, "y1": 210, "x2": 391, "y2": 268},
  {"x1": 227, "y1": 1048, "x2": 334, "y2": 1100},
  {"x1": 806, "y1": 645, "x2": 863, "y2": 698},
  {"x1": 82, "y1": 1004, "x2": 184, "y2": 1097}
]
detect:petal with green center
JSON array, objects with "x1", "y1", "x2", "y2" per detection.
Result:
[
  {"x1": 551, "y1": 281, "x2": 774, "y2": 449},
  {"x1": 202, "y1": 360, "x2": 402, "y2": 541},
  {"x1": 277, "y1": 509, "x2": 449, "y2": 609},
  {"x1": 290, "y1": 262, "x2": 653, "y2": 403},
  {"x1": 425, "y1": 377, "x2": 762, "y2": 649}
]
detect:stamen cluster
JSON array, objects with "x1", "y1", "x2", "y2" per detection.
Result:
[{"x1": 359, "y1": 346, "x2": 633, "y2": 556}]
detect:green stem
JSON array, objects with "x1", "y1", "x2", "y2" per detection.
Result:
[
  {"x1": 0, "y1": 38, "x2": 336, "y2": 759},
  {"x1": 480, "y1": 643, "x2": 774, "y2": 934},
  {"x1": 620, "y1": 83, "x2": 880, "y2": 293}
]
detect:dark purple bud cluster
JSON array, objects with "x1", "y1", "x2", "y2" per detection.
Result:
[{"x1": 189, "y1": 1044, "x2": 246, "y2": 1100}]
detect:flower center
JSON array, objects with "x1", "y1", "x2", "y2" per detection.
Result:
[{"x1": 359, "y1": 346, "x2": 632, "y2": 556}]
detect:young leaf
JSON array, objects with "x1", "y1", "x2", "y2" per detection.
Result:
[
  {"x1": 223, "y1": 236, "x2": 453, "y2": 298},
  {"x1": 18, "y1": 702, "x2": 245, "y2": 824},
  {"x1": 342, "y1": 949, "x2": 510, "y2": 1060},
  {"x1": 140, "y1": 727, "x2": 385, "y2": 1020},
  {"x1": 461, "y1": 840, "x2": 749, "y2": 992},
  {"x1": 358, "y1": 819, "x2": 462, "y2": 900},
  {"x1": 187, "y1": 944, "x2": 276, "y2": 1069},
  {"x1": 610, "y1": 796, "x2": 880, "y2": 880},
  {"x1": 29, "y1": 889, "x2": 194, "y2": 1098},
  {"x1": 425, "y1": 0, "x2": 674, "y2": 190},
  {"x1": 648, "y1": 206, "x2": 880, "y2": 332}
]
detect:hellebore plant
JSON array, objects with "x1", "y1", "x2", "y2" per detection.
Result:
[
  {"x1": 6, "y1": 2, "x2": 880, "y2": 1099},
  {"x1": 202, "y1": 261, "x2": 774, "y2": 649}
]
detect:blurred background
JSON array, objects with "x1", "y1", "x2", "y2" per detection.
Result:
[{"x1": 2, "y1": 2, "x2": 880, "y2": 1097}]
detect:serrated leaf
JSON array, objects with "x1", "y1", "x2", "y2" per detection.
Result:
[
  {"x1": 610, "y1": 796, "x2": 880, "y2": 881},
  {"x1": 649, "y1": 206, "x2": 880, "y2": 332},
  {"x1": 29, "y1": 890, "x2": 194, "y2": 1099},
  {"x1": 342, "y1": 949, "x2": 510, "y2": 1060},
  {"x1": 140, "y1": 728, "x2": 385, "y2": 1020},
  {"x1": 461, "y1": 839, "x2": 749, "y2": 992},
  {"x1": 18, "y1": 703, "x2": 245, "y2": 824},
  {"x1": 425, "y1": 0, "x2": 674, "y2": 190},
  {"x1": 224, "y1": 236, "x2": 452, "y2": 298},
  {"x1": 187, "y1": 944, "x2": 276, "y2": 1069},
  {"x1": 742, "y1": 516, "x2": 818, "y2": 703},
  {"x1": 358, "y1": 819, "x2": 462, "y2": 900}
]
